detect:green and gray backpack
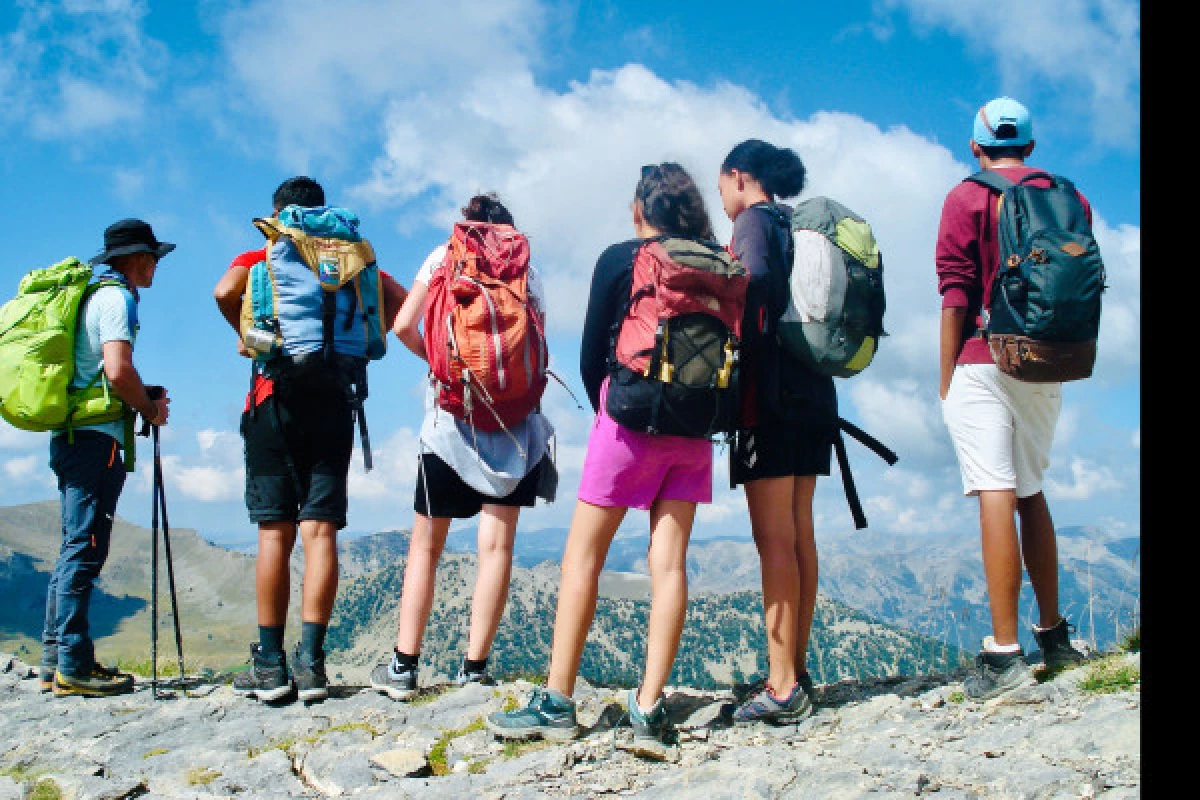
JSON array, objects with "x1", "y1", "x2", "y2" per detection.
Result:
[
  {"x1": 779, "y1": 197, "x2": 886, "y2": 378},
  {"x1": 0, "y1": 257, "x2": 131, "y2": 440}
]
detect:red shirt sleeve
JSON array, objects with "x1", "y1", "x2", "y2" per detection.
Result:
[
  {"x1": 229, "y1": 248, "x2": 267, "y2": 270},
  {"x1": 935, "y1": 187, "x2": 981, "y2": 309}
]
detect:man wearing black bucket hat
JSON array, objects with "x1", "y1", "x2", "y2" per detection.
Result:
[{"x1": 41, "y1": 218, "x2": 174, "y2": 697}]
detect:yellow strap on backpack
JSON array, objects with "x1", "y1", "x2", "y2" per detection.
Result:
[{"x1": 253, "y1": 217, "x2": 376, "y2": 289}]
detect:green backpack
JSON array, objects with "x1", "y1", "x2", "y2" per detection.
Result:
[
  {"x1": 0, "y1": 257, "x2": 131, "y2": 441},
  {"x1": 778, "y1": 197, "x2": 886, "y2": 378}
]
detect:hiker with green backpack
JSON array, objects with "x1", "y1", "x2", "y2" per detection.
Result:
[
  {"x1": 936, "y1": 97, "x2": 1099, "y2": 701},
  {"x1": 717, "y1": 140, "x2": 896, "y2": 725},
  {"x1": 0, "y1": 219, "x2": 174, "y2": 696},
  {"x1": 213, "y1": 176, "x2": 406, "y2": 704}
]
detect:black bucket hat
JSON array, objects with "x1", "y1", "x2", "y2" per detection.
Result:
[{"x1": 91, "y1": 218, "x2": 176, "y2": 266}]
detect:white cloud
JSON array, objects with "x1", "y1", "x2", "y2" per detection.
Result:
[
  {"x1": 148, "y1": 429, "x2": 245, "y2": 503},
  {"x1": 0, "y1": 427, "x2": 44, "y2": 450},
  {"x1": 880, "y1": 0, "x2": 1140, "y2": 148},
  {"x1": 217, "y1": 0, "x2": 542, "y2": 164},
  {"x1": 347, "y1": 427, "x2": 421, "y2": 501},
  {"x1": 1046, "y1": 456, "x2": 1123, "y2": 501},
  {"x1": 4, "y1": 453, "x2": 45, "y2": 481},
  {"x1": 2, "y1": 0, "x2": 167, "y2": 139},
  {"x1": 847, "y1": 377, "x2": 954, "y2": 466},
  {"x1": 1131, "y1": 428, "x2": 1139, "y2": 450}
]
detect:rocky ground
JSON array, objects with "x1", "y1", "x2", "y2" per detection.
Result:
[{"x1": 0, "y1": 651, "x2": 1139, "y2": 799}]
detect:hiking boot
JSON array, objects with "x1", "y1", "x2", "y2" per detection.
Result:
[
  {"x1": 370, "y1": 660, "x2": 417, "y2": 701},
  {"x1": 53, "y1": 664, "x2": 135, "y2": 697},
  {"x1": 962, "y1": 647, "x2": 1035, "y2": 702},
  {"x1": 1032, "y1": 618, "x2": 1088, "y2": 672},
  {"x1": 618, "y1": 687, "x2": 680, "y2": 761},
  {"x1": 232, "y1": 644, "x2": 293, "y2": 703},
  {"x1": 730, "y1": 680, "x2": 813, "y2": 725},
  {"x1": 485, "y1": 687, "x2": 579, "y2": 741},
  {"x1": 455, "y1": 660, "x2": 497, "y2": 687},
  {"x1": 732, "y1": 671, "x2": 815, "y2": 706},
  {"x1": 292, "y1": 645, "x2": 329, "y2": 703}
]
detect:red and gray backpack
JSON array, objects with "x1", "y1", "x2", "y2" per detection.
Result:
[{"x1": 605, "y1": 236, "x2": 749, "y2": 439}]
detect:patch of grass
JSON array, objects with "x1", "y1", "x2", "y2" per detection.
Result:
[
  {"x1": 428, "y1": 717, "x2": 486, "y2": 777},
  {"x1": 1119, "y1": 626, "x2": 1141, "y2": 653},
  {"x1": 142, "y1": 749, "x2": 169, "y2": 759},
  {"x1": 29, "y1": 779, "x2": 62, "y2": 800},
  {"x1": 116, "y1": 659, "x2": 180, "y2": 678},
  {"x1": 1078, "y1": 656, "x2": 1140, "y2": 695},
  {"x1": 500, "y1": 692, "x2": 520, "y2": 712},
  {"x1": 407, "y1": 685, "x2": 452, "y2": 706},
  {"x1": 0, "y1": 764, "x2": 39, "y2": 782},
  {"x1": 247, "y1": 721, "x2": 381, "y2": 759},
  {"x1": 468, "y1": 758, "x2": 490, "y2": 774},
  {"x1": 502, "y1": 739, "x2": 551, "y2": 760},
  {"x1": 947, "y1": 690, "x2": 966, "y2": 704},
  {"x1": 185, "y1": 767, "x2": 220, "y2": 787}
]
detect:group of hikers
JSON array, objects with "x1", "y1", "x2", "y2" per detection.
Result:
[{"x1": 3, "y1": 96, "x2": 1106, "y2": 759}]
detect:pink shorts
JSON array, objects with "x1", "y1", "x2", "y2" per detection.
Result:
[{"x1": 577, "y1": 379, "x2": 713, "y2": 510}]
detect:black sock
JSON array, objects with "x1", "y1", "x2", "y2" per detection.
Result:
[
  {"x1": 464, "y1": 657, "x2": 488, "y2": 674},
  {"x1": 259, "y1": 625, "x2": 286, "y2": 662},
  {"x1": 298, "y1": 622, "x2": 327, "y2": 663},
  {"x1": 392, "y1": 649, "x2": 419, "y2": 672}
]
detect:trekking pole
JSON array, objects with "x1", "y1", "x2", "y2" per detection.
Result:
[
  {"x1": 153, "y1": 425, "x2": 188, "y2": 696},
  {"x1": 149, "y1": 423, "x2": 160, "y2": 697}
]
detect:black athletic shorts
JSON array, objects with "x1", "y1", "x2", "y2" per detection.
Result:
[
  {"x1": 241, "y1": 369, "x2": 354, "y2": 528},
  {"x1": 414, "y1": 452, "x2": 546, "y2": 519},
  {"x1": 730, "y1": 413, "x2": 836, "y2": 486}
]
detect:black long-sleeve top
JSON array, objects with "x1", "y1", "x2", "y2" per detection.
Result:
[{"x1": 579, "y1": 239, "x2": 641, "y2": 412}]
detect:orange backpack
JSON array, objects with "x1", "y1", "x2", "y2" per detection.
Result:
[{"x1": 423, "y1": 222, "x2": 548, "y2": 432}]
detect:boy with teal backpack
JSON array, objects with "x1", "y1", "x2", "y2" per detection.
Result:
[
  {"x1": 0, "y1": 219, "x2": 174, "y2": 696},
  {"x1": 936, "y1": 97, "x2": 1098, "y2": 702}
]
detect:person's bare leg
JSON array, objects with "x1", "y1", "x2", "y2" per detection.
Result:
[
  {"x1": 979, "y1": 489, "x2": 1022, "y2": 645},
  {"x1": 467, "y1": 504, "x2": 520, "y2": 661},
  {"x1": 637, "y1": 498, "x2": 696, "y2": 709},
  {"x1": 299, "y1": 519, "x2": 340, "y2": 624},
  {"x1": 257, "y1": 522, "x2": 297, "y2": 626},
  {"x1": 545, "y1": 501, "x2": 626, "y2": 697},
  {"x1": 791, "y1": 476, "x2": 819, "y2": 675},
  {"x1": 1016, "y1": 491, "x2": 1061, "y2": 629},
  {"x1": 394, "y1": 513, "x2": 452, "y2": 654},
  {"x1": 745, "y1": 476, "x2": 799, "y2": 693}
]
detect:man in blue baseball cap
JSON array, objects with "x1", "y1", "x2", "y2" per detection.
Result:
[{"x1": 935, "y1": 97, "x2": 1092, "y2": 702}]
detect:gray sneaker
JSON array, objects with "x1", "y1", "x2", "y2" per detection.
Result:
[
  {"x1": 1032, "y1": 619, "x2": 1088, "y2": 672},
  {"x1": 618, "y1": 688, "x2": 679, "y2": 761},
  {"x1": 730, "y1": 680, "x2": 813, "y2": 725},
  {"x1": 232, "y1": 644, "x2": 294, "y2": 703},
  {"x1": 370, "y1": 659, "x2": 417, "y2": 701},
  {"x1": 455, "y1": 661, "x2": 496, "y2": 687},
  {"x1": 292, "y1": 645, "x2": 328, "y2": 703},
  {"x1": 732, "y1": 671, "x2": 815, "y2": 706},
  {"x1": 485, "y1": 687, "x2": 579, "y2": 741},
  {"x1": 963, "y1": 648, "x2": 1036, "y2": 701}
]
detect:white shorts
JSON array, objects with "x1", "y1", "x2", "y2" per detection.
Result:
[{"x1": 941, "y1": 363, "x2": 1061, "y2": 498}]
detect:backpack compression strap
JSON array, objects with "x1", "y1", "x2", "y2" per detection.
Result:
[{"x1": 833, "y1": 417, "x2": 898, "y2": 530}]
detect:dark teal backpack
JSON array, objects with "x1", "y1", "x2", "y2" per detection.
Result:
[{"x1": 968, "y1": 170, "x2": 1105, "y2": 382}]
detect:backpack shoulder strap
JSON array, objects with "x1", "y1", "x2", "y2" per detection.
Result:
[
  {"x1": 965, "y1": 169, "x2": 1015, "y2": 193},
  {"x1": 834, "y1": 417, "x2": 899, "y2": 531}
]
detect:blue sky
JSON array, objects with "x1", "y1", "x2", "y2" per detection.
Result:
[{"x1": 0, "y1": 0, "x2": 1140, "y2": 547}]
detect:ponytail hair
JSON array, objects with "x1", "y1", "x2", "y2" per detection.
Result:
[
  {"x1": 462, "y1": 192, "x2": 515, "y2": 226},
  {"x1": 635, "y1": 162, "x2": 715, "y2": 241},
  {"x1": 720, "y1": 139, "x2": 806, "y2": 200}
]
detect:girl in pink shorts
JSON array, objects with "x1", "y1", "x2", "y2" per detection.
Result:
[{"x1": 487, "y1": 162, "x2": 718, "y2": 755}]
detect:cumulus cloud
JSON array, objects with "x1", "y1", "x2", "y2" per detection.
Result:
[
  {"x1": 880, "y1": 0, "x2": 1140, "y2": 148},
  {"x1": 1046, "y1": 456, "x2": 1123, "y2": 501},
  {"x1": 347, "y1": 427, "x2": 421, "y2": 501},
  {"x1": 150, "y1": 429, "x2": 245, "y2": 503},
  {"x1": 847, "y1": 378, "x2": 954, "y2": 466},
  {"x1": 2, "y1": 0, "x2": 167, "y2": 139}
]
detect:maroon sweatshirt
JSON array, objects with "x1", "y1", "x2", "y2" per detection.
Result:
[{"x1": 935, "y1": 165, "x2": 1093, "y2": 364}]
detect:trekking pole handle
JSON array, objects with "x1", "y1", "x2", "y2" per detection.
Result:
[{"x1": 138, "y1": 385, "x2": 166, "y2": 437}]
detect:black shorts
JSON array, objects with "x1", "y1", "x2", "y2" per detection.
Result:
[
  {"x1": 241, "y1": 369, "x2": 354, "y2": 528},
  {"x1": 414, "y1": 452, "x2": 545, "y2": 519},
  {"x1": 730, "y1": 414, "x2": 835, "y2": 486}
]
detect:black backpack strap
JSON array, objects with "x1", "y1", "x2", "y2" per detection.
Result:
[
  {"x1": 965, "y1": 169, "x2": 1015, "y2": 194},
  {"x1": 833, "y1": 417, "x2": 899, "y2": 531},
  {"x1": 321, "y1": 290, "x2": 337, "y2": 363}
]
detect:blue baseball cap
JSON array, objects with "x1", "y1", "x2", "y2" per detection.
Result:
[{"x1": 972, "y1": 97, "x2": 1033, "y2": 147}]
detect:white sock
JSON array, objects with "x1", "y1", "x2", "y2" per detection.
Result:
[
  {"x1": 982, "y1": 636, "x2": 1021, "y2": 654},
  {"x1": 1032, "y1": 618, "x2": 1063, "y2": 634}
]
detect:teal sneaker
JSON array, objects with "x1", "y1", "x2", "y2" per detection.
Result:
[
  {"x1": 618, "y1": 687, "x2": 679, "y2": 761},
  {"x1": 485, "y1": 687, "x2": 579, "y2": 741}
]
